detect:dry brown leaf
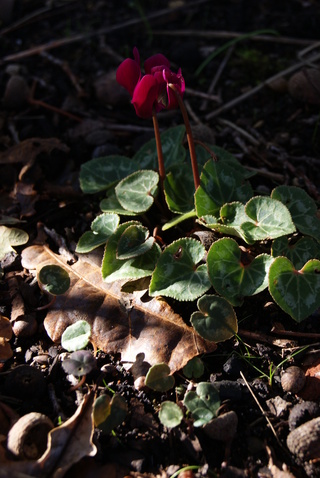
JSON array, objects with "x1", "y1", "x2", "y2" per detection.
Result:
[
  {"x1": 37, "y1": 390, "x2": 97, "y2": 477},
  {"x1": 0, "y1": 137, "x2": 69, "y2": 165},
  {"x1": 0, "y1": 390, "x2": 96, "y2": 478},
  {"x1": 0, "y1": 315, "x2": 13, "y2": 362},
  {"x1": 21, "y1": 245, "x2": 216, "y2": 373}
]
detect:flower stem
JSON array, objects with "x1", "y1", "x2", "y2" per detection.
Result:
[
  {"x1": 168, "y1": 83, "x2": 200, "y2": 190},
  {"x1": 152, "y1": 110, "x2": 165, "y2": 183}
]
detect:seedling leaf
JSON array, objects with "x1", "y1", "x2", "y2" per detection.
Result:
[
  {"x1": 191, "y1": 294, "x2": 238, "y2": 342},
  {"x1": 159, "y1": 401, "x2": 183, "y2": 428},
  {"x1": 183, "y1": 356, "x2": 205, "y2": 379},
  {"x1": 61, "y1": 320, "x2": 91, "y2": 352},
  {"x1": 38, "y1": 265, "x2": 70, "y2": 295},
  {"x1": 62, "y1": 350, "x2": 96, "y2": 376},
  {"x1": 184, "y1": 382, "x2": 220, "y2": 426},
  {"x1": 94, "y1": 393, "x2": 128, "y2": 434},
  {"x1": 145, "y1": 363, "x2": 175, "y2": 392}
]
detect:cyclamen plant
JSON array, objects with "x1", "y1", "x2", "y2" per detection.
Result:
[{"x1": 77, "y1": 48, "x2": 320, "y2": 343}]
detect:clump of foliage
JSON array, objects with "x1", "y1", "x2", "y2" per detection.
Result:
[{"x1": 77, "y1": 48, "x2": 320, "y2": 335}]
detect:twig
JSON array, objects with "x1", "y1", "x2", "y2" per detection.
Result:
[
  {"x1": 40, "y1": 51, "x2": 85, "y2": 96},
  {"x1": 154, "y1": 29, "x2": 316, "y2": 47},
  {"x1": 244, "y1": 167, "x2": 285, "y2": 182},
  {"x1": 184, "y1": 99, "x2": 202, "y2": 124},
  {"x1": 218, "y1": 118, "x2": 261, "y2": 146},
  {"x1": 185, "y1": 87, "x2": 220, "y2": 104},
  {"x1": 200, "y1": 45, "x2": 234, "y2": 111},
  {"x1": 205, "y1": 48, "x2": 320, "y2": 120},
  {"x1": 1, "y1": 0, "x2": 209, "y2": 64},
  {"x1": 240, "y1": 371, "x2": 284, "y2": 449}
]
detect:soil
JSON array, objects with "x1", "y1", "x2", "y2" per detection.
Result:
[{"x1": 0, "y1": 1, "x2": 320, "y2": 477}]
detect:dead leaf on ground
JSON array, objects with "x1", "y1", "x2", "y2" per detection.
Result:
[
  {"x1": 298, "y1": 357, "x2": 320, "y2": 401},
  {"x1": 21, "y1": 245, "x2": 217, "y2": 373},
  {"x1": 0, "y1": 315, "x2": 13, "y2": 362},
  {"x1": 0, "y1": 137, "x2": 69, "y2": 165},
  {"x1": 1, "y1": 390, "x2": 96, "y2": 478}
]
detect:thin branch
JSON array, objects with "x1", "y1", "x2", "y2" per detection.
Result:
[
  {"x1": 205, "y1": 49, "x2": 320, "y2": 120},
  {"x1": 1, "y1": 0, "x2": 209, "y2": 64},
  {"x1": 200, "y1": 45, "x2": 234, "y2": 111},
  {"x1": 154, "y1": 29, "x2": 316, "y2": 47}
]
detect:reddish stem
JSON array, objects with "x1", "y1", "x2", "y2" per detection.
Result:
[
  {"x1": 168, "y1": 84, "x2": 200, "y2": 190},
  {"x1": 152, "y1": 110, "x2": 165, "y2": 184}
]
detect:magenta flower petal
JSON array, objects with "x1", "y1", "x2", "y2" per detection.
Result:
[
  {"x1": 144, "y1": 53, "x2": 170, "y2": 74},
  {"x1": 133, "y1": 46, "x2": 140, "y2": 64},
  {"x1": 116, "y1": 58, "x2": 141, "y2": 97},
  {"x1": 132, "y1": 75, "x2": 159, "y2": 118}
]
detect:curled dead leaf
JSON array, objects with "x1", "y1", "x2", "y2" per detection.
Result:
[
  {"x1": 21, "y1": 245, "x2": 217, "y2": 373},
  {"x1": 0, "y1": 315, "x2": 13, "y2": 362},
  {"x1": 0, "y1": 137, "x2": 69, "y2": 165}
]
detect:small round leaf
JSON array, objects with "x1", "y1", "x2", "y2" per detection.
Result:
[
  {"x1": 159, "y1": 401, "x2": 183, "y2": 428},
  {"x1": 61, "y1": 320, "x2": 91, "y2": 352},
  {"x1": 145, "y1": 363, "x2": 175, "y2": 392},
  {"x1": 62, "y1": 350, "x2": 96, "y2": 376},
  {"x1": 38, "y1": 265, "x2": 70, "y2": 295}
]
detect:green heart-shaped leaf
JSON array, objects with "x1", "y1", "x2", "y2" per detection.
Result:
[
  {"x1": 207, "y1": 237, "x2": 273, "y2": 305},
  {"x1": 271, "y1": 185, "x2": 320, "y2": 240},
  {"x1": 145, "y1": 363, "x2": 175, "y2": 392},
  {"x1": 191, "y1": 294, "x2": 238, "y2": 342},
  {"x1": 80, "y1": 156, "x2": 138, "y2": 194},
  {"x1": 76, "y1": 213, "x2": 120, "y2": 253},
  {"x1": 100, "y1": 192, "x2": 138, "y2": 216},
  {"x1": 164, "y1": 163, "x2": 195, "y2": 214},
  {"x1": 198, "y1": 202, "x2": 249, "y2": 242},
  {"x1": 94, "y1": 393, "x2": 128, "y2": 434},
  {"x1": 195, "y1": 160, "x2": 253, "y2": 217},
  {"x1": 272, "y1": 236, "x2": 320, "y2": 269},
  {"x1": 117, "y1": 224, "x2": 154, "y2": 260},
  {"x1": 159, "y1": 401, "x2": 184, "y2": 428},
  {"x1": 183, "y1": 357, "x2": 205, "y2": 379},
  {"x1": 149, "y1": 238, "x2": 211, "y2": 301},
  {"x1": 102, "y1": 221, "x2": 160, "y2": 282},
  {"x1": 241, "y1": 196, "x2": 296, "y2": 242},
  {"x1": 268, "y1": 257, "x2": 320, "y2": 322},
  {"x1": 115, "y1": 170, "x2": 159, "y2": 213},
  {"x1": 184, "y1": 382, "x2": 220, "y2": 426}
]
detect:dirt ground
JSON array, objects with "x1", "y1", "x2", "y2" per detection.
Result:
[{"x1": 0, "y1": 1, "x2": 320, "y2": 477}]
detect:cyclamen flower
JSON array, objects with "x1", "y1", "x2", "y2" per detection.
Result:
[{"x1": 116, "y1": 47, "x2": 185, "y2": 119}]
